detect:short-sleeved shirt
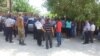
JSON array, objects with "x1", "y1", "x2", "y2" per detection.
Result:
[
  {"x1": 90, "y1": 24, "x2": 95, "y2": 31},
  {"x1": 66, "y1": 21, "x2": 72, "y2": 28},
  {"x1": 35, "y1": 21, "x2": 43, "y2": 29},
  {"x1": 44, "y1": 22, "x2": 52, "y2": 32},
  {"x1": 56, "y1": 21, "x2": 62, "y2": 32},
  {"x1": 5, "y1": 18, "x2": 15, "y2": 27}
]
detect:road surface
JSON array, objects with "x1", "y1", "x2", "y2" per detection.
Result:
[{"x1": 0, "y1": 32, "x2": 100, "y2": 56}]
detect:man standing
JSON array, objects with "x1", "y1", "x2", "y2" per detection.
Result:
[
  {"x1": 56, "y1": 19, "x2": 62, "y2": 47},
  {"x1": 33, "y1": 17, "x2": 37, "y2": 40},
  {"x1": 44, "y1": 19, "x2": 54, "y2": 49},
  {"x1": 23, "y1": 14, "x2": 28, "y2": 37},
  {"x1": 0, "y1": 14, "x2": 3, "y2": 31},
  {"x1": 35, "y1": 18, "x2": 44, "y2": 46},
  {"x1": 16, "y1": 13, "x2": 26, "y2": 45},
  {"x1": 83, "y1": 21, "x2": 91, "y2": 44},
  {"x1": 40, "y1": 18, "x2": 45, "y2": 41},
  {"x1": 90, "y1": 22, "x2": 95, "y2": 43},
  {"x1": 11, "y1": 14, "x2": 17, "y2": 38},
  {"x1": 4, "y1": 14, "x2": 15, "y2": 43},
  {"x1": 66, "y1": 19, "x2": 72, "y2": 38}
]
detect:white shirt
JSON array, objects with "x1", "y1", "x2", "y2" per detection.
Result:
[
  {"x1": 40, "y1": 19, "x2": 45, "y2": 25},
  {"x1": 84, "y1": 22, "x2": 91, "y2": 31},
  {"x1": 90, "y1": 24, "x2": 95, "y2": 31},
  {"x1": 5, "y1": 18, "x2": 15, "y2": 27},
  {"x1": 35, "y1": 21, "x2": 43, "y2": 29}
]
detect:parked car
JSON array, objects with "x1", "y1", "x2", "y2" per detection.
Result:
[{"x1": 27, "y1": 17, "x2": 35, "y2": 33}]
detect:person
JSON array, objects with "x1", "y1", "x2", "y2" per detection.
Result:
[
  {"x1": 61, "y1": 16, "x2": 66, "y2": 36},
  {"x1": 0, "y1": 14, "x2": 3, "y2": 31},
  {"x1": 83, "y1": 21, "x2": 91, "y2": 44},
  {"x1": 33, "y1": 17, "x2": 37, "y2": 40},
  {"x1": 71, "y1": 21, "x2": 77, "y2": 37},
  {"x1": 40, "y1": 18, "x2": 45, "y2": 41},
  {"x1": 4, "y1": 14, "x2": 15, "y2": 43},
  {"x1": 90, "y1": 22, "x2": 95, "y2": 43},
  {"x1": 35, "y1": 18, "x2": 45, "y2": 46},
  {"x1": 66, "y1": 19, "x2": 72, "y2": 38},
  {"x1": 11, "y1": 14, "x2": 17, "y2": 38},
  {"x1": 82, "y1": 23, "x2": 85, "y2": 40},
  {"x1": 55, "y1": 18, "x2": 62, "y2": 47},
  {"x1": 2, "y1": 14, "x2": 7, "y2": 36},
  {"x1": 44, "y1": 19, "x2": 54, "y2": 49},
  {"x1": 16, "y1": 13, "x2": 26, "y2": 45},
  {"x1": 23, "y1": 13, "x2": 28, "y2": 37},
  {"x1": 51, "y1": 19, "x2": 56, "y2": 37}
]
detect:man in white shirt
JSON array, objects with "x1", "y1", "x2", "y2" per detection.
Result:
[
  {"x1": 4, "y1": 14, "x2": 15, "y2": 43},
  {"x1": 35, "y1": 19, "x2": 44, "y2": 46},
  {"x1": 90, "y1": 22, "x2": 95, "y2": 43}
]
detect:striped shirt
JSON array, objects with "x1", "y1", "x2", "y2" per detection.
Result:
[{"x1": 44, "y1": 23, "x2": 52, "y2": 32}]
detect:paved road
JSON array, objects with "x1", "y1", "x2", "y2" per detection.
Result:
[{"x1": 0, "y1": 32, "x2": 100, "y2": 56}]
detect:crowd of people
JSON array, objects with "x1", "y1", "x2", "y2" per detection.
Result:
[{"x1": 0, "y1": 12, "x2": 98, "y2": 49}]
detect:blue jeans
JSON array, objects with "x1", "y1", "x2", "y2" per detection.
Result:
[{"x1": 56, "y1": 32, "x2": 62, "y2": 45}]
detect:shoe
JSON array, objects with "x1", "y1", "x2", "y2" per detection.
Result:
[
  {"x1": 9, "y1": 41, "x2": 13, "y2": 43},
  {"x1": 21, "y1": 43, "x2": 26, "y2": 45},
  {"x1": 19, "y1": 42, "x2": 26, "y2": 46},
  {"x1": 83, "y1": 42, "x2": 89, "y2": 44},
  {"x1": 46, "y1": 47, "x2": 49, "y2": 49},
  {"x1": 50, "y1": 46, "x2": 52, "y2": 48},
  {"x1": 56, "y1": 44, "x2": 60, "y2": 47},
  {"x1": 6, "y1": 40, "x2": 8, "y2": 42},
  {"x1": 91, "y1": 42, "x2": 93, "y2": 43}
]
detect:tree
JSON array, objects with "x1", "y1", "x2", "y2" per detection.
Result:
[
  {"x1": 12, "y1": 0, "x2": 39, "y2": 13},
  {"x1": 0, "y1": 0, "x2": 8, "y2": 12},
  {"x1": 45, "y1": 0, "x2": 100, "y2": 26}
]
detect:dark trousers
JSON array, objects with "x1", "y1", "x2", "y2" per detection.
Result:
[
  {"x1": 13, "y1": 29, "x2": 17, "y2": 38},
  {"x1": 25, "y1": 26, "x2": 28, "y2": 37},
  {"x1": 3, "y1": 25, "x2": 6, "y2": 36},
  {"x1": 5, "y1": 27, "x2": 13, "y2": 42},
  {"x1": 66, "y1": 28, "x2": 71, "y2": 38},
  {"x1": 84, "y1": 31, "x2": 90, "y2": 43},
  {"x1": 45, "y1": 32, "x2": 52, "y2": 49},
  {"x1": 42, "y1": 31, "x2": 45, "y2": 41},
  {"x1": 0, "y1": 23, "x2": 3, "y2": 31},
  {"x1": 36, "y1": 29, "x2": 42, "y2": 46},
  {"x1": 33, "y1": 27, "x2": 37, "y2": 40},
  {"x1": 90, "y1": 31, "x2": 94, "y2": 43}
]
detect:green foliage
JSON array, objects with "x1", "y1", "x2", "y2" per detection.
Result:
[
  {"x1": 13, "y1": 0, "x2": 32, "y2": 12},
  {"x1": 12, "y1": 0, "x2": 39, "y2": 13},
  {"x1": 0, "y1": 0, "x2": 8, "y2": 12},
  {"x1": 46, "y1": 0, "x2": 100, "y2": 26}
]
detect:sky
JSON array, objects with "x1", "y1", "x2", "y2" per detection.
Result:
[{"x1": 29, "y1": 0, "x2": 48, "y2": 15}]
